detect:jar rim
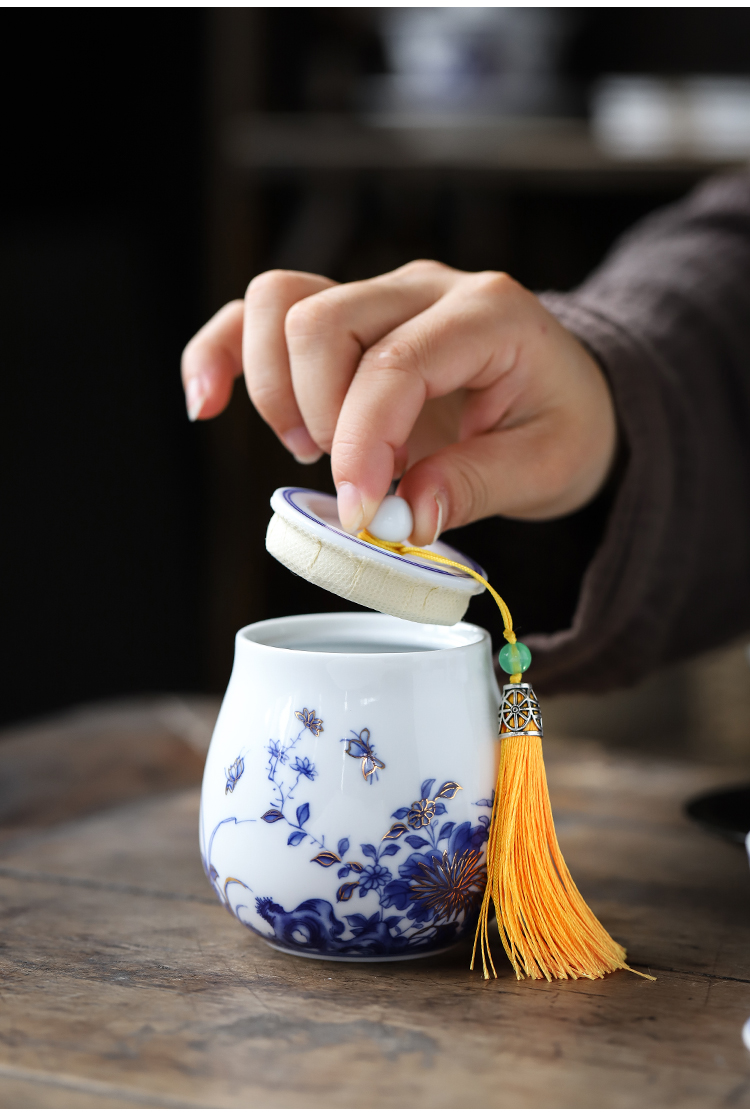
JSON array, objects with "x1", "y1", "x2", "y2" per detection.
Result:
[{"x1": 238, "y1": 611, "x2": 489, "y2": 657}]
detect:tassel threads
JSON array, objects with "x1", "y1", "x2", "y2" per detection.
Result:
[
  {"x1": 471, "y1": 683, "x2": 652, "y2": 982},
  {"x1": 356, "y1": 528, "x2": 652, "y2": 983}
]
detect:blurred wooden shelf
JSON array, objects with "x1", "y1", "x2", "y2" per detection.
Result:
[{"x1": 224, "y1": 111, "x2": 746, "y2": 189}]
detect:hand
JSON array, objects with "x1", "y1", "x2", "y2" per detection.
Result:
[{"x1": 181, "y1": 261, "x2": 617, "y2": 546}]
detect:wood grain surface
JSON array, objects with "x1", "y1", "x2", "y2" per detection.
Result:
[{"x1": 1, "y1": 701, "x2": 749, "y2": 1107}]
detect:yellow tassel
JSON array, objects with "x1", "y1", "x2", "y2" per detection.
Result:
[
  {"x1": 358, "y1": 527, "x2": 653, "y2": 983},
  {"x1": 471, "y1": 733, "x2": 652, "y2": 981}
]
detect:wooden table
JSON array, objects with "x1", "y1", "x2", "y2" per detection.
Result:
[{"x1": 1, "y1": 697, "x2": 749, "y2": 1107}]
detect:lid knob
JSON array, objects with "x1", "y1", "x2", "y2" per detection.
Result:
[{"x1": 366, "y1": 495, "x2": 414, "y2": 543}]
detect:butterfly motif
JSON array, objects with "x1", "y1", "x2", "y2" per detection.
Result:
[
  {"x1": 295, "y1": 708, "x2": 324, "y2": 736},
  {"x1": 342, "y1": 728, "x2": 385, "y2": 783},
  {"x1": 224, "y1": 755, "x2": 244, "y2": 795}
]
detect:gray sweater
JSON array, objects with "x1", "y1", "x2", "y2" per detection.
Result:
[{"x1": 529, "y1": 170, "x2": 750, "y2": 694}]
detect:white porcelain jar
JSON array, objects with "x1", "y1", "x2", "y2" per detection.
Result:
[{"x1": 200, "y1": 612, "x2": 499, "y2": 961}]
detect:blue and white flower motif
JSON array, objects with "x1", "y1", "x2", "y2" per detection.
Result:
[
  {"x1": 381, "y1": 820, "x2": 487, "y2": 927},
  {"x1": 255, "y1": 723, "x2": 327, "y2": 849},
  {"x1": 358, "y1": 863, "x2": 392, "y2": 895},
  {"x1": 224, "y1": 756, "x2": 244, "y2": 795},
  {"x1": 203, "y1": 718, "x2": 492, "y2": 957},
  {"x1": 291, "y1": 756, "x2": 317, "y2": 781},
  {"x1": 295, "y1": 708, "x2": 324, "y2": 736},
  {"x1": 236, "y1": 776, "x2": 489, "y2": 956},
  {"x1": 383, "y1": 779, "x2": 460, "y2": 838}
]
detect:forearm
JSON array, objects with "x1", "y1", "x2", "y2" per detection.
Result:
[{"x1": 529, "y1": 171, "x2": 750, "y2": 693}]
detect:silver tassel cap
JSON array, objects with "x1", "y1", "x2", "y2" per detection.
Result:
[{"x1": 499, "y1": 682, "x2": 543, "y2": 739}]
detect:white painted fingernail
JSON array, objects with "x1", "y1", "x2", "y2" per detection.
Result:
[
  {"x1": 281, "y1": 426, "x2": 323, "y2": 464},
  {"x1": 185, "y1": 377, "x2": 208, "y2": 422},
  {"x1": 430, "y1": 493, "x2": 446, "y2": 546}
]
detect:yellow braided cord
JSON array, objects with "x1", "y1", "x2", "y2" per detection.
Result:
[
  {"x1": 357, "y1": 528, "x2": 516, "y2": 643},
  {"x1": 360, "y1": 527, "x2": 651, "y2": 983}
]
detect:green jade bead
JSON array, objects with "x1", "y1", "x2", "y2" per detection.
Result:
[{"x1": 498, "y1": 641, "x2": 532, "y2": 676}]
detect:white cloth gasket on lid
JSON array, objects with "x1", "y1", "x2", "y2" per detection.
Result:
[{"x1": 266, "y1": 487, "x2": 486, "y2": 627}]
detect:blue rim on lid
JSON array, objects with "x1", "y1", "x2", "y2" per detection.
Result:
[{"x1": 278, "y1": 487, "x2": 487, "y2": 585}]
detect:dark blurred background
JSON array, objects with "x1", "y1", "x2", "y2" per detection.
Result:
[{"x1": 3, "y1": 7, "x2": 750, "y2": 729}]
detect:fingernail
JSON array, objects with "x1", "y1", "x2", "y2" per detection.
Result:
[
  {"x1": 281, "y1": 425, "x2": 323, "y2": 465},
  {"x1": 185, "y1": 376, "x2": 208, "y2": 422},
  {"x1": 430, "y1": 492, "x2": 447, "y2": 545},
  {"x1": 336, "y1": 482, "x2": 364, "y2": 534}
]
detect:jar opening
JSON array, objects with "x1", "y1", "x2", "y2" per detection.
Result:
[{"x1": 239, "y1": 612, "x2": 486, "y2": 655}]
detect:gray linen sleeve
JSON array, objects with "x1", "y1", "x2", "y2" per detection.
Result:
[{"x1": 527, "y1": 170, "x2": 750, "y2": 694}]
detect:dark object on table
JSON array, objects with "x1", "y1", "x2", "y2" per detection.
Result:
[{"x1": 685, "y1": 784, "x2": 750, "y2": 846}]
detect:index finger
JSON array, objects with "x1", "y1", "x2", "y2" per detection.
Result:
[
  {"x1": 181, "y1": 300, "x2": 245, "y2": 421},
  {"x1": 243, "y1": 269, "x2": 336, "y2": 461},
  {"x1": 331, "y1": 273, "x2": 521, "y2": 532}
]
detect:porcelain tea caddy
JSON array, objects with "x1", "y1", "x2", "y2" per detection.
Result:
[
  {"x1": 200, "y1": 488, "x2": 642, "y2": 983},
  {"x1": 200, "y1": 610, "x2": 500, "y2": 960}
]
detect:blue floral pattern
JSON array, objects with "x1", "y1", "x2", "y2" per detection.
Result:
[
  {"x1": 295, "y1": 708, "x2": 324, "y2": 736},
  {"x1": 291, "y1": 755, "x2": 317, "y2": 780},
  {"x1": 202, "y1": 766, "x2": 490, "y2": 958},
  {"x1": 259, "y1": 727, "x2": 327, "y2": 849},
  {"x1": 224, "y1": 755, "x2": 244, "y2": 795}
]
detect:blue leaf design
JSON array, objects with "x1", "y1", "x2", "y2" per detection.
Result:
[
  {"x1": 337, "y1": 866, "x2": 350, "y2": 879},
  {"x1": 345, "y1": 914, "x2": 368, "y2": 929},
  {"x1": 337, "y1": 837, "x2": 350, "y2": 858},
  {"x1": 438, "y1": 821, "x2": 455, "y2": 841},
  {"x1": 381, "y1": 844, "x2": 400, "y2": 857},
  {"x1": 261, "y1": 809, "x2": 284, "y2": 824},
  {"x1": 398, "y1": 850, "x2": 433, "y2": 878},
  {"x1": 296, "y1": 803, "x2": 310, "y2": 828},
  {"x1": 436, "y1": 780, "x2": 462, "y2": 800},
  {"x1": 420, "y1": 778, "x2": 436, "y2": 800},
  {"x1": 384, "y1": 915, "x2": 402, "y2": 929},
  {"x1": 310, "y1": 851, "x2": 340, "y2": 867},
  {"x1": 361, "y1": 843, "x2": 377, "y2": 859},
  {"x1": 478, "y1": 815, "x2": 491, "y2": 827},
  {"x1": 433, "y1": 802, "x2": 447, "y2": 815},
  {"x1": 358, "y1": 884, "x2": 371, "y2": 898},
  {"x1": 405, "y1": 835, "x2": 430, "y2": 849},
  {"x1": 407, "y1": 899, "x2": 431, "y2": 924},
  {"x1": 287, "y1": 830, "x2": 306, "y2": 846},
  {"x1": 382, "y1": 880, "x2": 411, "y2": 909},
  {"x1": 391, "y1": 807, "x2": 409, "y2": 820},
  {"x1": 448, "y1": 821, "x2": 472, "y2": 856},
  {"x1": 475, "y1": 798, "x2": 494, "y2": 807}
]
